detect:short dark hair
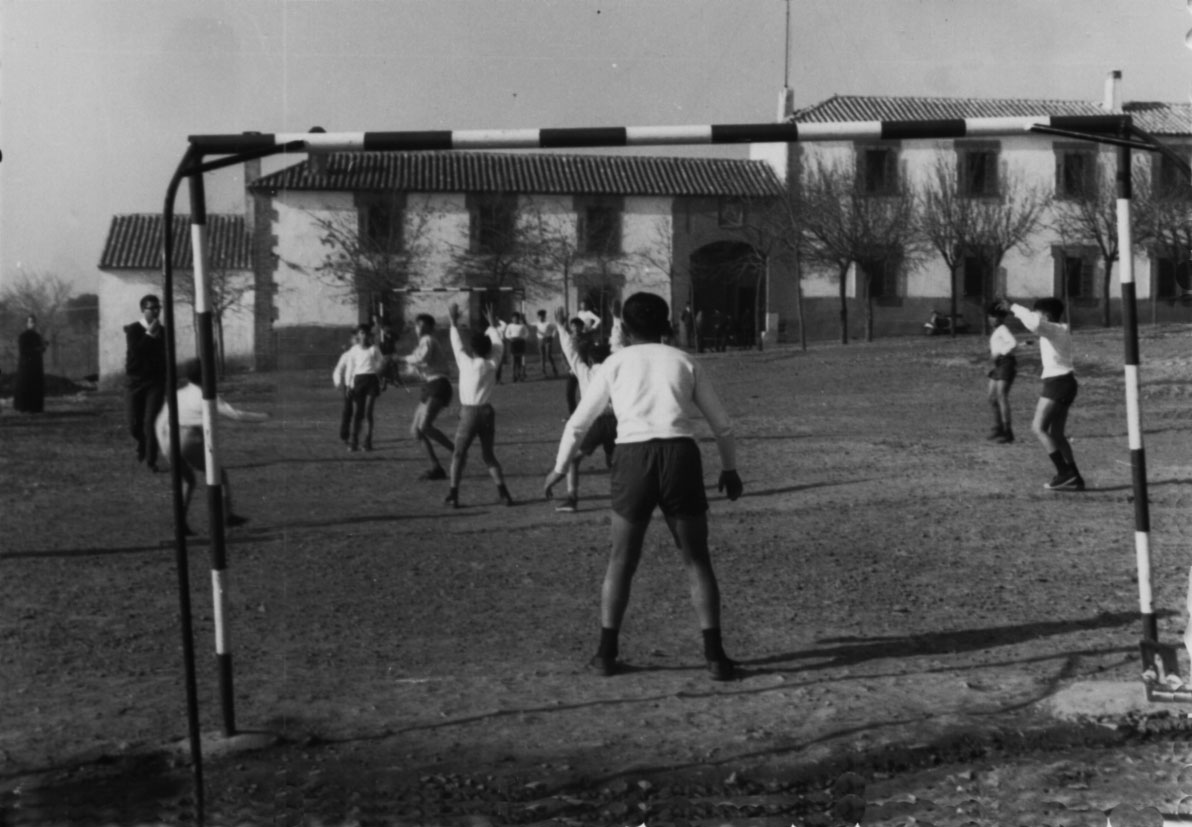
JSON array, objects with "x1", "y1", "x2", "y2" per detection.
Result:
[
  {"x1": 986, "y1": 301, "x2": 1007, "y2": 320},
  {"x1": 140, "y1": 294, "x2": 161, "y2": 310},
  {"x1": 355, "y1": 323, "x2": 372, "y2": 336},
  {"x1": 621, "y1": 292, "x2": 672, "y2": 341},
  {"x1": 415, "y1": 313, "x2": 435, "y2": 329},
  {"x1": 471, "y1": 330, "x2": 493, "y2": 357},
  {"x1": 1033, "y1": 297, "x2": 1065, "y2": 320},
  {"x1": 182, "y1": 358, "x2": 203, "y2": 385},
  {"x1": 537, "y1": 309, "x2": 546, "y2": 319}
]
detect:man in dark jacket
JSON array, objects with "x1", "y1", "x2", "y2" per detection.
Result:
[{"x1": 125, "y1": 294, "x2": 168, "y2": 471}]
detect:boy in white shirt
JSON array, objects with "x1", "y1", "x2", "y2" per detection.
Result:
[
  {"x1": 986, "y1": 302, "x2": 1018, "y2": 444},
  {"x1": 544, "y1": 292, "x2": 744, "y2": 681},
  {"x1": 1003, "y1": 297, "x2": 1084, "y2": 491},
  {"x1": 332, "y1": 324, "x2": 384, "y2": 452},
  {"x1": 155, "y1": 359, "x2": 269, "y2": 535},
  {"x1": 444, "y1": 304, "x2": 514, "y2": 508},
  {"x1": 402, "y1": 314, "x2": 455, "y2": 480}
]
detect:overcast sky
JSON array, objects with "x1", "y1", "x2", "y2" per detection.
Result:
[{"x1": 0, "y1": 0, "x2": 1188, "y2": 296}]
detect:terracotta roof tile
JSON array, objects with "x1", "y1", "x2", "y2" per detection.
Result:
[
  {"x1": 99, "y1": 214, "x2": 250, "y2": 270},
  {"x1": 249, "y1": 151, "x2": 785, "y2": 197}
]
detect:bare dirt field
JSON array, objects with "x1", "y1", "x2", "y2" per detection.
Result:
[{"x1": 4, "y1": 324, "x2": 1192, "y2": 826}]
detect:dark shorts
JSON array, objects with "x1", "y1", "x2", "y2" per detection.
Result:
[
  {"x1": 579, "y1": 412, "x2": 617, "y2": 458},
  {"x1": 1041, "y1": 372, "x2": 1078, "y2": 406},
  {"x1": 421, "y1": 377, "x2": 452, "y2": 407},
  {"x1": 510, "y1": 339, "x2": 527, "y2": 357},
  {"x1": 610, "y1": 438, "x2": 708, "y2": 522},
  {"x1": 988, "y1": 354, "x2": 1017, "y2": 383},
  {"x1": 454, "y1": 403, "x2": 497, "y2": 464},
  {"x1": 179, "y1": 426, "x2": 206, "y2": 474},
  {"x1": 351, "y1": 374, "x2": 380, "y2": 399}
]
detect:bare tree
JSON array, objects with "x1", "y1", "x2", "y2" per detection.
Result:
[
  {"x1": 796, "y1": 155, "x2": 921, "y2": 343},
  {"x1": 1145, "y1": 169, "x2": 1192, "y2": 312},
  {"x1": 723, "y1": 197, "x2": 802, "y2": 351},
  {"x1": 1051, "y1": 154, "x2": 1153, "y2": 327},
  {"x1": 915, "y1": 150, "x2": 981, "y2": 337},
  {"x1": 173, "y1": 263, "x2": 255, "y2": 376},
  {"x1": 1, "y1": 269, "x2": 74, "y2": 342}
]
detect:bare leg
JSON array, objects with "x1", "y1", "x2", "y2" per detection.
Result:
[
  {"x1": 663, "y1": 513, "x2": 721, "y2": 629},
  {"x1": 603, "y1": 513, "x2": 650, "y2": 628}
]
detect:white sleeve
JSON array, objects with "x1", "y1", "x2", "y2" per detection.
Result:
[{"x1": 553, "y1": 367, "x2": 612, "y2": 472}]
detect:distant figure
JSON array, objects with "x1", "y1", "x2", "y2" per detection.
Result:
[
  {"x1": 504, "y1": 312, "x2": 530, "y2": 382},
  {"x1": 332, "y1": 324, "x2": 384, "y2": 452},
  {"x1": 124, "y1": 294, "x2": 168, "y2": 471},
  {"x1": 534, "y1": 309, "x2": 560, "y2": 378},
  {"x1": 680, "y1": 302, "x2": 694, "y2": 349},
  {"x1": 694, "y1": 309, "x2": 706, "y2": 353},
  {"x1": 985, "y1": 302, "x2": 1017, "y2": 444},
  {"x1": 13, "y1": 314, "x2": 46, "y2": 413},
  {"x1": 402, "y1": 313, "x2": 454, "y2": 480}
]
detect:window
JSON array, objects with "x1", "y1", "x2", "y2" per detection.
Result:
[
  {"x1": 718, "y1": 197, "x2": 745, "y2": 228},
  {"x1": 957, "y1": 144, "x2": 1000, "y2": 198},
  {"x1": 857, "y1": 145, "x2": 899, "y2": 196},
  {"x1": 1053, "y1": 247, "x2": 1096, "y2": 300},
  {"x1": 1154, "y1": 152, "x2": 1191, "y2": 200},
  {"x1": 575, "y1": 197, "x2": 623, "y2": 256},
  {"x1": 860, "y1": 256, "x2": 899, "y2": 299},
  {"x1": 1054, "y1": 145, "x2": 1096, "y2": 200},
  {"x1": 470, "y1": 193, "x2": 518, "y2": 255},
  {"x1": 357, "y1": 193, "x2": 405, "y2": 251}
]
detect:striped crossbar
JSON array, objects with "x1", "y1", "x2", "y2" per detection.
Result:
[{"x1": 190, "y1": 115, "x2": 1128, "y2": 154}]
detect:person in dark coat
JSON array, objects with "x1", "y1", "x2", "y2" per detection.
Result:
[
  {"x1": 124, "y1": 294, "x2": 168, "y2": 471},
  {"x1": 13, "y1": 314, "x2": 46, "y2": 413}
]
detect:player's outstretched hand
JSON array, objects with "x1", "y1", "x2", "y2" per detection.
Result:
[
  {"x1": 543, "y1": 468, "x2": 566, "y2": 500},
  {"x1": 554, "y1": 306, "x2": 568, "y2": 328},
  {"x1": 448, "y1": 303, "x2": 462, "y2": 326},
  {"x1": 718, "y1": 470, "x2": 744, "y2": 501}
]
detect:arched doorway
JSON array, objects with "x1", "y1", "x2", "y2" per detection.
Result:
[{"x1": 689, "y1": 241, "x2": 762, "y2": 348}]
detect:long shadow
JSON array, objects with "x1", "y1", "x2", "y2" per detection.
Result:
[
  {"x1": 739, "y1": 610, "x2": 1155, "y2": 673},
  {"x1": 0, "y1": 408, "x2": 104, "y2": 424},
  {"x1": 744, "y1": 479, "x2": 872, "y2": 498}
]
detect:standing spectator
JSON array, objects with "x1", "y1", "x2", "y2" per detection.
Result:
[
  {"x1": 402, "y1": 313, "x2": 455, "y2": 480},
  {"x1": 444, "y1": 304, "x2": 514, "y2": 508},
  {"x1": 534, "y1": 309, "x2": 560, "y2": 379},
  {"x1": 577, "y1": 300, "x2": 602, "y2": 337},
  {"x1": 712, "y1": 309, "x2": 728, "y2": 352},
  {"x1": 332, "y1": 324, "x2": 384, "y2": 452},
  {"x1": 124, "y1": 294, "x2": 168, "y2": 471},
  {"x1": 13, "y1": 314, "x2": 47, "y2": 414},
  {"x1": 680, "y1": 302, "x2": 694, "y2": 349},
  {"x1": 504, "y1": 312, "x2": 530, "y2": 382},
  {"x1": 695, "y1": 308, "x2": 707, "y2": 353}
]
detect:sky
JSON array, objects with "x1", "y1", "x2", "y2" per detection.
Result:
[{"x1": 1, "y1": 0, "x2": 1189, "y2": 297}]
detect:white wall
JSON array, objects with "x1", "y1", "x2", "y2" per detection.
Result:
[
  {"x1": 97, "y1": 269, "x2": 255, "y2": 383},
  {"x1": 272, "y1": 191, "x2": 360, "y2": 328}
]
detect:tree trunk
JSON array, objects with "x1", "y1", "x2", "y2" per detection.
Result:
[
  {"x1": 949, "y1": 263, "x2": 959, "y2": 339},
  {"x1": 838, "y1": 263, "x2": 850, "y2": 345},
  {"x1": 864, "y1": 273, "x2": 874, "y2": 343}
]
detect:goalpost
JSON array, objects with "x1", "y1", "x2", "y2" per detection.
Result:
[{"x1": 159, "y1": 112, "x2": 1174, "y2": 818}]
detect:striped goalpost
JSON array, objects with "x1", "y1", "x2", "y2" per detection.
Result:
[{"x1": 161, "y1": 112, "x2": 1170, "y2": 815}]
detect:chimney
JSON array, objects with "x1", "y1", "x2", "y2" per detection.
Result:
[
  {"x1": 777, "y1": 86, "x2": 795, "y2": 122},
  {"x1": 1103, "y1": 70, "x2": 1122, "y2": 113},
  {"x1": 308, "y1": 125, "x2": 328, "y2": 178}
]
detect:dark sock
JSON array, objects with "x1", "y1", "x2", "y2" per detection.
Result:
[
  {"x1": 598, "y1": 627, "x2": 619, "y2": 659},
  {"x1": 447, "y1": 486, "x2": 458, "y2": 499},
  {"x1": 702, "y1": 627, "x2": 727, "y2": 662},
  {"x1": 497, "y1": 484, "x2": 510, "y2": 499},
  {"x1": 1049, "y1": 451, "x2": 1068, "y2": 474}
]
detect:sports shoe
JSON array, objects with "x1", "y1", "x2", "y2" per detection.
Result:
[
  {"x1": 363, "y1": 439, "x2": 374, "y2": 452},
  {"x1": 348, "y1": 443, "x2": 359, "y2": 453},
  {"x1": 499, "y1": 493, "x2": 515, "y2": 507},
  {"x1": 555, "y1": 497, "x2": 579, "y2": 513},
  {"x1": 587, "y1": 654, "x2": 620, "y2": 677},
  {"x1": 226, "y1": 513, "x2": 249, "y2": 528},
  {"x1": 420, "y1": 466, "x2": 448, "y2": 481},
  {"x1": 443, "y1": 492, "x2": 459, "y2": 509},
  {"x1": 987, "y1": 428, "x2": 1004, "y2": 441},
  {"x1": 707, "y1": 657, "x2": 738, "y2": 681},
  {"x1": 1044, "y1": 470, "x2": 1083, "y2": 490},
  {"x1": 995, "y1": 431, "x2": 1014, "y2": 444}
]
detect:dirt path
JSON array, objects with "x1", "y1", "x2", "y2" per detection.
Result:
[{"x1": 4, "y1": 326, "x2": 1192, "y2": 824}]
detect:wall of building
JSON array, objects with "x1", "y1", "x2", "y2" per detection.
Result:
[{"x1": 97, "y1": 269, "x2": 256, "y2": 384}]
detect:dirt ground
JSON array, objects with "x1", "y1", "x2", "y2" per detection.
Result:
[{"x1": 4, "y1": 324, "x2": 1192, "y2": 826}]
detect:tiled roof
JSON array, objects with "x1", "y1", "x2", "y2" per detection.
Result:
[
  {"x1": 795, "y1": 95, "x2": 1192, "y2": 137},
  {"x1": 248, "y1": 151, "x2": 786, "y2": 197},
  {"x1": 99, "y1": 214, "x2": 250, "y2": 270}
]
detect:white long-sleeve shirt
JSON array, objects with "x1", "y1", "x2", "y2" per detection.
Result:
[
  {"x1": 154, "y1": 382, "x2": 265, "y2": 453},
  {"x1": 403, "y1": 334, "x2": 450, "y2": 381},
  {"x1": 553, "y1": 343, "x2": 736, "y2": 474},
  {"x1": 332, "y1": 344, "x2": 384, "y2": 388},
  {"x1": 449, "y1": 324, "x2": 505, "y2": 405},
  {"x1": 989, "y1": 324, "x2": 1017, "y2": 358},
  {"x1": 1010, "y1": 303, "x2": 1074, "y2": 378}
]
